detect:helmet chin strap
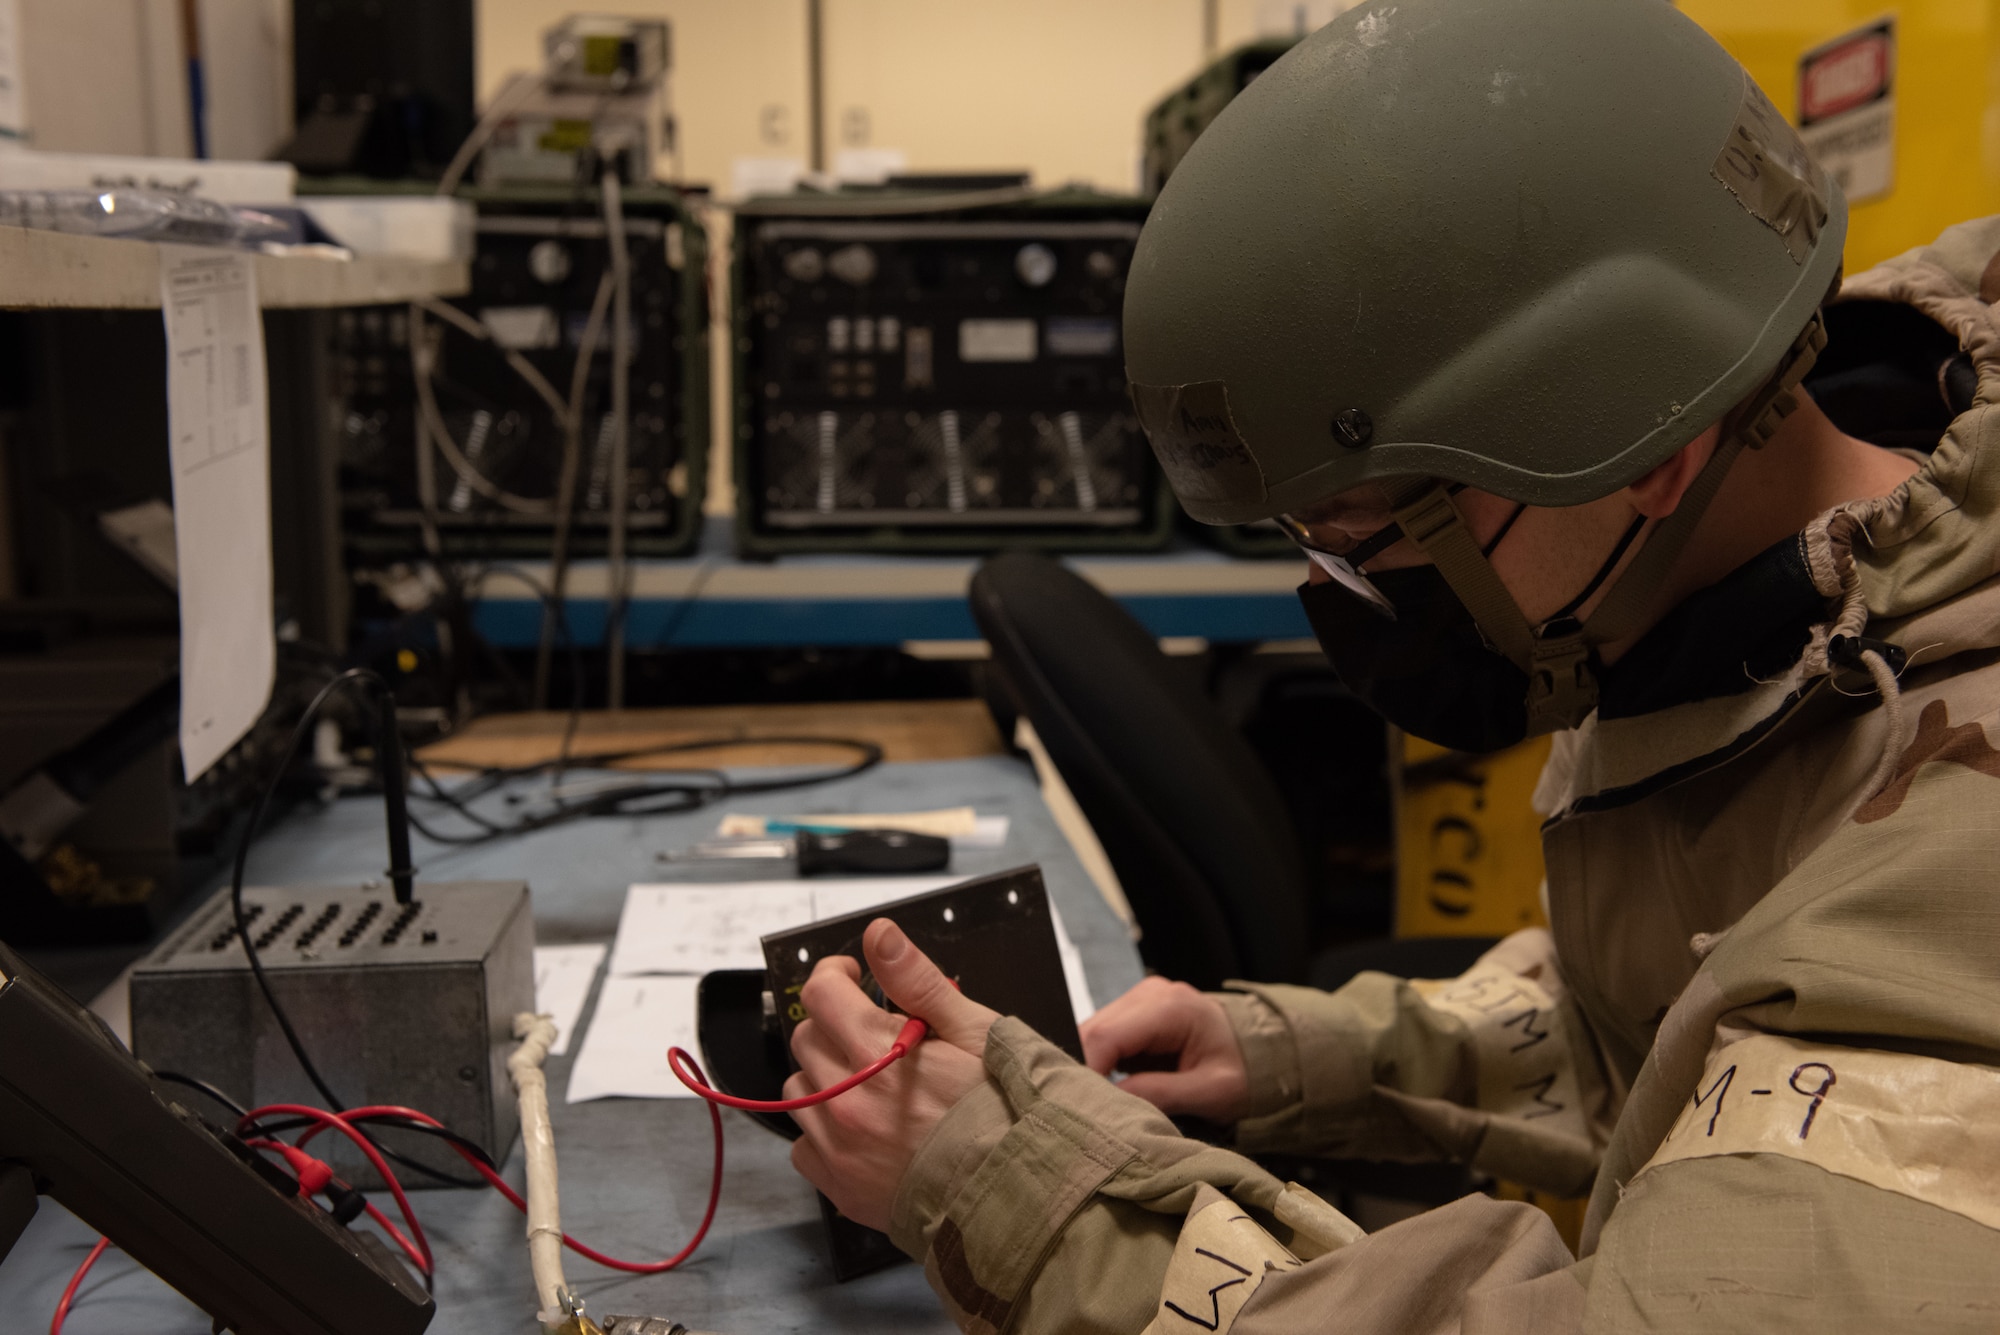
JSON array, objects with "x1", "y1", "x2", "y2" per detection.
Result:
[{"x1": 1386, "y1": 309, "x2": 1828, "y2": 738}]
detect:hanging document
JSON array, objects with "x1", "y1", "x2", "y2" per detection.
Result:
[{"x1": 160, "y1": 246, "x2": 274, "y2": 780}]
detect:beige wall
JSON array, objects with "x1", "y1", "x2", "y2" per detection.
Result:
[
  {"x1": 18, "y1": 0, "x2": 191, "y2": 156},
  {"x1": 478, "y1": 0, "x2": 812, "y2": 192},
  {"x1": 477, "y1": 0, "x2": 1228, "y2": 195},
  {"x1": 820, "y1": 0, "x2": 1202, "y2": 193},
  {"x1": 198, "y1": 0, "x2": 291, "y2": 161}
]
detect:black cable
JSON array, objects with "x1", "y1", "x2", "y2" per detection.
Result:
[
  {"x1": 158, "y1": 1064, "x2": 489, "y2": 1190},
  {"x1": 229, "y1": 668, "x2": 414, "y2": 1115},
  {"x1": 254, "y1": 1111, "x2": 500, "y2": 1172},
  {"x1": 153, "y1": 1069, "x2": 250, "y2": 1117},
  {"x1": 535, "y1": 158, "x2": 610, "y2": 710},
  {"x1": 401, "y1": 735, "x2": 884, "y2": 845}
]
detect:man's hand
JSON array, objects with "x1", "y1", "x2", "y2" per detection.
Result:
[
  {"x1": 786, "y1": 919, "x2": 998, "y2": 1232},
  {"x1": 1079, "y1": 977, "x2": 1249, "y2": 1122}
]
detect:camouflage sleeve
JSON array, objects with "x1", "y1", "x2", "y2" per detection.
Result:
[
  {"x1": 1217, "y1": 928, "x2": 1618, "y2": 1196},
  {"x1": 890, "y1": 1014, "x2": 1589, "y2": 1335},
  {"x1": 889, "y1": 1015, "x2": 1357, "y2": 1335}
]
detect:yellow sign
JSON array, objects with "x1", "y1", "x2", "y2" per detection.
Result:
[
  {"x1": 1394, "y1": 733, "x2": 1551, "y2": 939},
  {"x1": 1681, "y1": 2, "x2": 2000, "y2": 273}
]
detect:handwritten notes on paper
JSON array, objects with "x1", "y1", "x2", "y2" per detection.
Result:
[
  {"x1": 603, "y1": 879, "x2": 953, "y2": 978},
  {"x1": 160, "y1": 246, "x2": 273, "y2": 780},
  {"x1": 564, "y1": 975, "x2": 703, "y2": 1103}
]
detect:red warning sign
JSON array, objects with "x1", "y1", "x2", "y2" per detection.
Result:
[
  {"x1": 1800, "y1": 25, "x2": 1892, "y2": 126},
  {"x1": 1797, "y1": 18, "x2": 1896, "y2": 203}
]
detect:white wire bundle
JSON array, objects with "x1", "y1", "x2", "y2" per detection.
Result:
[{"x1": 506, "y1": 1012, "x2": 572, "y2": 1331}]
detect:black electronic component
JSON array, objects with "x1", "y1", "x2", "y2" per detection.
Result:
[
  {"x1": 1140, "y1": 39, "x2": 1299, "y2": 199},
  {"x1": 332, "y1": 186, "x2": 708, "y2": 565},
  {"x1": 796, "y1": 828, "x2": 948, "y2": 874},
  {"x1": 0, "y1": 936, "x2": 434, "y2": 1334},
  {"x1": 282, "y1": 0, "x2": 475, "y2": 180},
  {"x1": 733, "y1": 191, "x2": 1171, "y2": 553},
  {"x1": 702, "y1": 866, "x2": 1081, "y2": 1279},
  {"x1": 661, "y1": 828, "x2": 951, "y2": 876},
  {"x1": 130, "y1": 880, "x2": 535, "y2": 1190}
]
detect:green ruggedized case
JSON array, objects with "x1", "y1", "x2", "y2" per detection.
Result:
[{"x1": 731, "y1": 184, "x2": 1174, "y2": 556}]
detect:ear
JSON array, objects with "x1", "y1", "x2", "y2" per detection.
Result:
[{"x1": 1625, "y1": 425, "x2": 1722, "y2": 519}]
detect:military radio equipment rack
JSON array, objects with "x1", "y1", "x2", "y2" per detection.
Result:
[
  {"x1": 325, "y1": 183, "x2": 709, "y2": 566},
  {"x1": 731, "y1": 186, "x2": 1172, "y2": 555}
]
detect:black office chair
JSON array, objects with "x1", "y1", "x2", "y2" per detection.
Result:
[
  {"x1": 971, "y1": 549, "x2": 1309, "y2": 988},
  {"x1": 974, "y1": 549, "x2": 1499, "y2": 992}
]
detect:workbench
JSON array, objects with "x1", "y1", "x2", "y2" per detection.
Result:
[{"x1": 0, "y1": 727, "x2": 1143, "y2": 1333}]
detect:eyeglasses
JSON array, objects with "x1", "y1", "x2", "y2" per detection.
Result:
[
  {"x1": 1280, "y1": 485, "x2": 1530, "y2": 621},
  {"x1": 1273, "y1": 512, "x2": 1401, "y2": 619}
]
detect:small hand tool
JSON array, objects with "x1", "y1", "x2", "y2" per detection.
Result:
[{"x1": 655, "y1": 827, "x2": 950, "y2": 876}]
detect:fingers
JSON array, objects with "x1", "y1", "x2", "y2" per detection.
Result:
[
  {"x1": 799, "y1": 954, "x2": 897, "y2": 1064},
  {"x1": 790, "y1": 1015, "x2": 859, "y2": 1090},
  {"x1": 1080, "y1": 977, "x2": 1202, "y2": 1075},
  {"x1": 863, "y1": 920, "x2": 999, "y2": 1051}
]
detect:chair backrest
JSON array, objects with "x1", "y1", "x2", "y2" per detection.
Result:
[{"x1": 970, "y1": 550, "x2": 1310, "y2": 987}]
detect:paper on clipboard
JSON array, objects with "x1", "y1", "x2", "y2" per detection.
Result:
[{"x1": 160, "y1": 246, "x2": 274, "y2": 781}]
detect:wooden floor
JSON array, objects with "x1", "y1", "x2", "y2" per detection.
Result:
[{"x1": 417, "y1": 698, "x2": 1008, "y2": 771}]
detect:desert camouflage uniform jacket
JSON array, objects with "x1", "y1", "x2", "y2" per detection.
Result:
[{"x1": 886, "y1": 217, "x2": 2000, "y2": 1333}]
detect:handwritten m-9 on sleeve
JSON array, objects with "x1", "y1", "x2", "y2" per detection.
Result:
[{"x1": 1639, "y1": 1034, "x2": 2000, "y2": 1234}]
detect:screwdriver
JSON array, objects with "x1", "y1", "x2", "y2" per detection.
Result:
[{"x1": 656, "y1": 827, "x2": 951, "y2": 876}]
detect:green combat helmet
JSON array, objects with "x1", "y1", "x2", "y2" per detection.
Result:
[{"x1": 1125, "y1": 0, "x2": 1845, "y2": 738}]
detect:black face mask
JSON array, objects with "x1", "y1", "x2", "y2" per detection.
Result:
[
  {"x1": 1299, "y1": 514, "x2": 1643, "y2": 754},
  {"x1": 1300, "y1": 565, "x2": 1533, "y2": 754}
]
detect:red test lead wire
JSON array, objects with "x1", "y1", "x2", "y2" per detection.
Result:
[
  {"x1": 236, "y1": 1105, "x2": 434, "y2": 1279},
  {"x1": 667, "y1": 1014, "x2": 930, "y2": 1112},
  {"x1": 49, "y1": 1237, "x2": 110, "y2": 1335},
  {"x1": 297, "y1": 1103, "x2": 725, "y2": 1275}
]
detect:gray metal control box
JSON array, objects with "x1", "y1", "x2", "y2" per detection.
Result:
[{"x1": 130, "y1": 881, "x2": 534, "y2": 1189}]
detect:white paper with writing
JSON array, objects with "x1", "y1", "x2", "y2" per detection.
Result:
[
  {"x1": 161, "y1": 246, "x2": 273, "y2": 780},
  {"x1": 605, "y1": 878, "x2": 956, "y2": 977},
  {"x1": 564, "y1": 974, "x2": 702, "y2": 1103},
  {"x1": 532, "y1": 943, "x2": 606, "y2": 1057}
]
